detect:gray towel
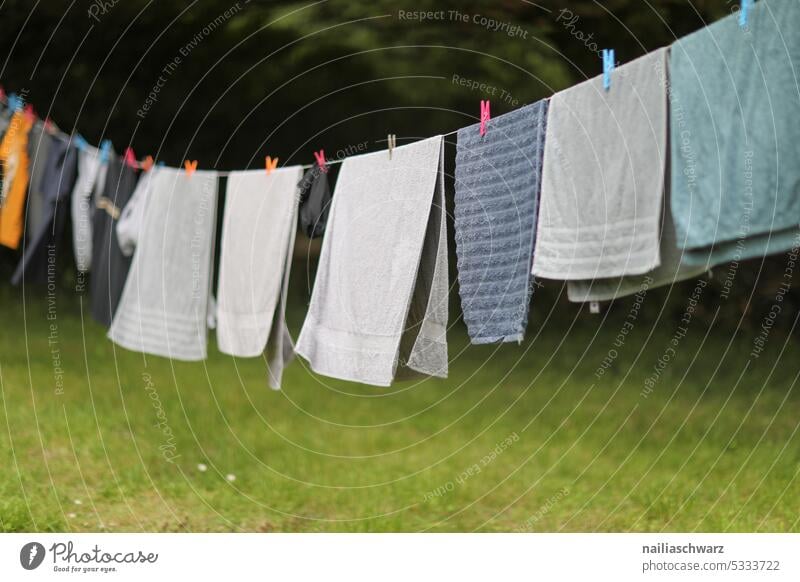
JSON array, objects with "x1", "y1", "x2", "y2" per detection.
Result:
[
  {"x1": 533, "y1": 48, "x2": 669, "y2": 280},
  {"x1": 670, "y1": 0, "x2": 800, "y2": 268},
  {"x1": 71, "y1": 145, "x2": 108, "y2": 272},
  {"x1": 454, "y1": 100, "x2": 548, "y2": 344},
  {"x1": 567, "y1": 185, "x2": 707, "y2": 302},
  {"x1": 108, "y1": 167, "x2": 218, "y2": 361},
  {"x1": 216, "y1": 166, "x2": 303, "y2": 389},
  {"x1": 296, "y1": 136, "x2": 448, "y2": 386}
]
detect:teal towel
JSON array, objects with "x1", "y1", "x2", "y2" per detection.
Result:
[{"x1": 670, "y1": 0, "x2": 800, "y2": 268}]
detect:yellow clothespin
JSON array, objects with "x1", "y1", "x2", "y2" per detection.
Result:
[
  {"x1": 265, "y1": 156, "x2": 279, "y2": 175},
  {"x1": 184, "y1": 160, "x2": 198, "y2": 177}
]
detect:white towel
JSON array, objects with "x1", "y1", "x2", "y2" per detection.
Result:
[
  {"x1": 108, "y1": 167, "x2": 218, "y2": 361},
  {"x1": 296, "y1": 135, "x2": 448, "y2": 387},
  {"x1": 532, "y1": 48, "x2": 669, "y2": 280},
  {"x1": 216, "y1": 166, "x2": 302, "y2": 389},
  {"x1": 116, "y1": 166, "x2": 159, "y2": 257},
  {"x1": 70, "y1": 145, "x2": 108, "y2": 272}
]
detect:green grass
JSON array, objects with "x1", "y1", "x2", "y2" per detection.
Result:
[{"x1": 0, "y1": 283, "x2": 798, "y2": 532}]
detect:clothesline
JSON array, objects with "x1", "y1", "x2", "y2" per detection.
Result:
[{"x1": 0, "y1": 91, "x2": 462, "y2": 175}]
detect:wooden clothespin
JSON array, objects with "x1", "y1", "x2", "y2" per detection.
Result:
[
  {"x1": 123, "y1": 147, "x2": 137, "y2": 169},
  {"x1": 184, "y1": 159, "x2": 198, "y2": 177},
  {"x1": 479, "y1": 100, "x2": 491, "y2": 136},
  {"x1": 602, "y1": 49, "x2": 615, "y2": 91},
  {"x1": 141, "y1": 155, "x2": 154, "y2": 172},
  {"x1": 265, "y1": 155, "x2": 279, "y2": 175},
  {"x1": 739, "y1": 0, "x2": 751, "y2": 28},
  {"x1": 314, "y1": 149, "x2": 328, "y2": 173},
  {"x1": 387, "y1": 134, "x2": 396, "y2": 159}
]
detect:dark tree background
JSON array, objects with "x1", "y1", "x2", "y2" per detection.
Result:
[{"x1": 2, "y1": 0, "x2": 796, "y2": 331}]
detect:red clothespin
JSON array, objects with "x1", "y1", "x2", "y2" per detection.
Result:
[
  {"x1": 0, "y1": 86, "x2": 5, "y2": 102},
  {"x1": 265, "y1": 155, "x2": 279, "y2": 175},
  {"x1": 313, "y1": 149, "x2": 328, "y2": 173},
  {"x1": 141, "y1": 155, "x2": 154, "y2": 172},
  {"x1": 43, "y1": 117, "x2": 53, "y2": 133},
  {"x1": 123, "y1": 147, "x2": 137, "y2": 169},
  {"x1": 184, "y1": 159, "x2": 198, "y2": 176},
  {"x1": 23, "y1": 103, "x2": 36, "y2": 124},
  {"x1": 479, "y1": 100, "x2": 491, "y2": 137}
]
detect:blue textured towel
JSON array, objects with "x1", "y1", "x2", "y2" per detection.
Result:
[
  {"x1": 454, "y1": 100, "x2": 548, "y2": 344},
  {"x1": 671, "y1": 0, "x2": 800, "y2": 267}
]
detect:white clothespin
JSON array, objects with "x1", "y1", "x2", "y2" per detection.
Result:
[
  {"x1": 387, "y1": 134, "x2": 396, "y2": 159},
  {"x1": 589, "y1": 301, "x2": 600, "y2": 314}
]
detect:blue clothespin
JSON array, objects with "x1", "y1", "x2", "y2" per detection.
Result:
[
  {"x1": 99, "y1": 140, "x2": 112, "y2": 163},
  {"x1": 7, "y1": 92, "x2": 21, "y2": 112},
  {"x1": 602, "y1": 49, "x2": 615, "y2": 91},
  {"x1": 739, "y1": 0, "x2": 751, "y2": 28},
  {"x1": 74, "y1": 135, "x2": 89, "y2": 152},
  {"x1": 157, "y1": 161, "x2": 166, "y2": 167}
]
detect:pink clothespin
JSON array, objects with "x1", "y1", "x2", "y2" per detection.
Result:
[
  {"x1": 123, "y1": 147, "x2": 137, "y2": 169},
  {"x1": 0, "y1": 86, "x2": 5, "y2": 102},
  {"x1": 23, "y1": 103, "x2": 36, "y2": 124},
  {"x1": 479, "y1": 100, "x2": 491, "y2": 137},
  {"x1": 184, "y1": 159, "x2": 198, "y2": 177},
  {"x1": 314, "y1": 149, "x2": 328, "y2": 173},
  {"x1": 265, "y1": 155, "x2": 279, "y2": 175}
]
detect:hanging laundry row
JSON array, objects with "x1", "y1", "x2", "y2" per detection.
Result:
[{"x1": 0, "y1": 0, "x2": 796, "y2": 389}]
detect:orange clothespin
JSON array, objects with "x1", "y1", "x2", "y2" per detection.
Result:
[
  {"x1": 141, "y1": 155, "x2": 154, "y2": 172},
  {"x1": 313, "y1": 149, "x2": 328, "y2": 173},
  {"x1": 123, "y1": 147, "x2": 137, "y2": 169},
  {"x1": 265, "y1": 155, "x2": 279, "y2": 175},
  {"x1": 184, "y1": 160, "x2": 198, "y2": 176}
]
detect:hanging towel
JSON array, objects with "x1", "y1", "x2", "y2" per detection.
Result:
[
  {"x1": 532, "y1": 48, "x2": 669, "y2": 281},
  {"x1": 296, "y1": 135, "x2": 448, "y2": 387},
  {"x1": 90, "y1": 157, "x2": 139, "y2": 326},
  {"x1": 0, "y1": 111, "x2": 34, "y2": 249},
  {"x1": 670, "y1": 0, "x2": 800, "y2": 268},
  {"x1": 11, "y1": 136, "x2": 79, "y2": 286},
  {"x1": 297, "y1": 165, "x2": 332, "y2": 238},
  {"x1": 567, "y1": 185, "x2": 707, "y2": 302},
  {"x1": 71, "y1": 144, "x2": 108, "y2": 271},
  {"x1": 25, "y1": 123, "x2": 53, "y2": 241},
  {"x1": 116, "y1": 166, "x2": 158, "y2": 257},
  {"x1": 216, "y1": 166, "x2": 303, "y2": 389},
  {"x1": 108, "y1": 167, "x2": 218, "y2": 360},
  {"x1": 454, "y1": 100, "x2": 548, "y2": 344}
]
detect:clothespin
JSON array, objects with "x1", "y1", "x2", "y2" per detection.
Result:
[
  {"x1": 387, "y1": 134, "x2": 396, "y2": 159},
  {"x1": 739, "y1": 0, "x2": 751, "y2": 28},
  {"x1": 0, "y1": 86, "x2": 5, "y2": 102},
  {"x1": 265, "y1": 155, "x2": 279, "y2": 175},
  {"x1": 99, "y1": 140, "x2": 112, "y2": 163},
  {"x1": 23, "y1": 103, "x2": 35, "y2": 123},
  {"x1": 157, "y1": 161, "x2": 166, "y2": 168},
  {"x1": 141, "y1": 155, "x2": 154, "y2": 172},
  {"x1": 43, "y1": 116, "x2": 53, "y2": 133},
  {"x1": 74, "y1": 135, "x2": 89, "y2": 152},
  {"x1": 123, "y1": 147, "x2": 137, "y2": 169},
  {"x1": 7, "y1": 93, "x2": 21, "y2": 112},
  {"x1": 602, "y1": 49, "x2": 615, "y2": 91},
  {"x1": 589, "y1": 301, "x2": 601, "y2": 314},
  {"x1": 184, "y1": 159, "x2": 198, "y2": 176},
  {"x1": 479, "y1": 100, "x2": 491, "y2": 137},
  {"x1": 314, "y1": 149, "x2": 328, "y2": 173}
]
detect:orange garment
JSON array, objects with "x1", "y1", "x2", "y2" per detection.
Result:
[{"x1": 0, "y1": 111, "x2": 33, "y2": 249}]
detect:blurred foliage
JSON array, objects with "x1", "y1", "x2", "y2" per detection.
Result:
[{"x1": 1, "y1": 0, "x2": 797, "y2": 331}]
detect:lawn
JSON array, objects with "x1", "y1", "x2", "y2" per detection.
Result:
[{"x1": 0, "y1": 276, "x2": 798, "y2": 532}]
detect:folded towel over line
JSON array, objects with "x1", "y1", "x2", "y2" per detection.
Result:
[
  {"x1": 216, "y1": 166, "x2": 303, "y2": 389},
  {"x1": 108, "y1": 167, "x2": 218, "y2": 361},
  {"x1": 454, "y1": 100, "x2": 548, "y2": 344},
  {"x1": 670, "y1": 0, "x2": 800, "y2": 268},
  {"x1": 533, "y1": 48, "x2": 669, "y2": 281},
  {"x1": 296, "y1": 135, "x2": 448, "y2": 386}
]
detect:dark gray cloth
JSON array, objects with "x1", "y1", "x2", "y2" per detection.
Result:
[
  {"x1": 11, "y1": 136, "x2": 78, "y2": 286},
  {"x1": 25, "y1": 122, "x2": 53, "y2": 241},
  {"x1": 90, "y1": 157, "x2": 139, "y2": 327},
  {"x1": 298, "y1": 165, "x2": 331, "y2": 238},
  {"x1": 454, "y1": 100, "x2": 548, "y2": 344}
]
